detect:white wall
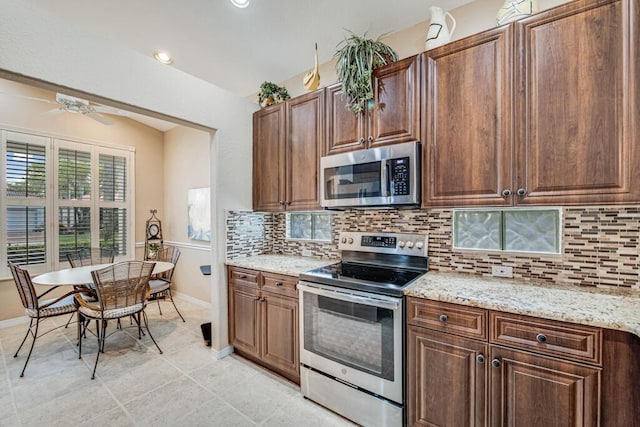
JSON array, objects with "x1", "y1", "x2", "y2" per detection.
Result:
[{"x1": 0, "y1": 0, "x2": 258, "y2": 353}]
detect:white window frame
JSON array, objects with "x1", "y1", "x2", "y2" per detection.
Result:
[{"x1": 1, "y1": 129, "x2": 135, "y2": 277}]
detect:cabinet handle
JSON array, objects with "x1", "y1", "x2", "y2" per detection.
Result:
[
  {"x1": 275, "y1": 282, "x2": 283, "y2": 287},
  {"x1": 239, "y1": 275, "x2": 247, "y2": 279},
  {"x1": 439, "y1": 314, "x2": 448, "y2": 322},
  {"x1": 491, "y1": 358, "x2": 501, "y2": 368},
  {"x1": 536, "y1": 333, "x2": 547, "y2": 343},
  {"x1": 367, "y1": 136, "x2": 373, "y2": 142},
  {"x1": 476, "y1": 354, "x2": 485, "y2": 364},
  {"x1": 284, "y1": 201, "x2": 291, "y2": 206},
  {"x1": 502, "y1": 189, "x2": 511, "y2": 197},
  {"x1": 516, "y1": 188, "x2": 527, "y2": 197},
  {"x1": 278, "y1": 200, "x2": 285, "y2": 205},
  {"x1": 359, "y1": 137, "x2": 365, "y2": 144},
  {"x1": 254, "y1": 296, "x2": 261, "y2": 301}
]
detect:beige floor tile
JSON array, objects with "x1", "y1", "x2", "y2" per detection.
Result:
[
  {"x1": 190, "y1": 355, "x2": 263, "y2": 395},
  {"x1": 75, "y1": 406, "x2": 135, "y2": 427},
  {"x1": 262, "y1": 394, "x2": 356, "y2": 427}
]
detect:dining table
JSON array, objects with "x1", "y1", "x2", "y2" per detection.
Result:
[{"x1": 32, "y1": 261, "x2": 175, "y2": 287}]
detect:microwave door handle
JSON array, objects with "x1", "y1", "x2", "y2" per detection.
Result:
[{"x1": 381, "y1": 160, "x2": 389, "y2": 196}]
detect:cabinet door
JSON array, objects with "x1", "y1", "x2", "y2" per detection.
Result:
[
  {"x1": 369, "y1": 55, "x2": 421, "y2": 148},
  {"x1": 489, "y1": 346, "x2": 600, "y2": 427},
  {"x1": 228, "y1": 283, "x2": 261, "y2": 358},
  {"x1": 407, "y1": 326, "x2": 488, "y2": 427},
  {"x1": 260, "y1": 292, "x2": 299, "y2": 383},
  {"x1": 253, "y1": 104, "x2": 285, "y2": 211},
  {"x1": 285, "y1": 90, "x2": 323, "y2": 211},
  {"x1": 325, "y1": 82, "x2": 367, "y2": 154},
  {"x1": 423, "y1": 25, "x2": 514, "y2": 208},
  {"x1": 515, "y1": 0, "x2": 640, "y2": 205}
]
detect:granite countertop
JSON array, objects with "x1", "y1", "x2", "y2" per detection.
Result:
[
  {"x1": 405, "y1": 272, "x2": 640, "y2": 338},
  {"x1": 225, "y1": 254, "x2": 335, "y2": 277}
]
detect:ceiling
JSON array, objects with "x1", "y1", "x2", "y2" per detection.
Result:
[{"x1": 23, "y1": 0, "x2": 473, "y2": 98}]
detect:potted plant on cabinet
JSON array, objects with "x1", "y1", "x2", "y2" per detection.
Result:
[
  {"x1": 334, "y1": 31, "x2": 398, "y2": 114},
  {"x1": 258, "y1": 81, "x2": 291, "y2": 108}
]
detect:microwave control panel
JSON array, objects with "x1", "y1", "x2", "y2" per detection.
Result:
[{"x1": 390, "y1": 157, "x2": 410, "y2": 196}]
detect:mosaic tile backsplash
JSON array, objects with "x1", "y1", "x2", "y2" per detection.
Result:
[{"x1": 226, "y1": 207, "x2": 640, "y2": 289}]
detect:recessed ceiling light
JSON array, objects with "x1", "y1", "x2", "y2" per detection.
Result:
[
  {"x1": 230, "y1": 0, "x2": 250, "y2": 8},
  {"x1": 153, "y1": 50, "x2": 173, "y2": 65}
]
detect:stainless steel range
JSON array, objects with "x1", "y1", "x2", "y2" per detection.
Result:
[{"x1": 298, "y1": 231, "x2": 428, "y2": 427}]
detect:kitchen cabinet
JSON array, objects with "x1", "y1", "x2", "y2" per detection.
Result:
[
  {"x1": 423, "y1": 0, "x2": 640, "y2": 207},
  {"x1": 253, "y1": 88, "x2": 323, "y2": 212},
  {"x1": 227, "y1": 266, "x2": 300, "y2": 383},
  {"x1": 325, "y1": 55, "x2": 421, "y2": 155}
]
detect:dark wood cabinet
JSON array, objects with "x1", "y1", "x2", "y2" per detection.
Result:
[
  {"x1": 515, "y1": 0, "x2": 640, "y2": 205},
  {"x1": 325, "y1": 55, "x2": 421, "y2": 155},
  {"x1": 253, "y1": 89, "x2": 323, "y2": 212},
  {"x1": 422, "y1": 25, "x2": 513, "y2": 208},
  {"x1": 227, "y1": 266, "x2": 300, "y2": 383},
  {"x1": 407, "y1": 326, "x2": 488, "y2": 427},
  {"x1": 489, "y1": 346, "x2": 600, "y2": 427},
  {"x1": 422, "y1": 0, "x2": 640, "y2": 208}
]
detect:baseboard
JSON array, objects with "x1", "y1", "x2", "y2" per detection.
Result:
[
  {"x1": 173, "y1": 291, "x2": 211, "y2": 309},
  {"x1": 212, "y1": 345, "x2": 234, "y2": 360},
  {"x1": 0, "y1": 316, "x2": 29, "y2": 329}
]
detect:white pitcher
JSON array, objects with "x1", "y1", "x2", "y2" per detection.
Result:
[{"x1": 425, "y1": 6, "x2": 456, "y2": 50}]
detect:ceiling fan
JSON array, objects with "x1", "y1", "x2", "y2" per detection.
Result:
[{"x1": 1, "y1": 92, "x2": 129, "y2": 125}]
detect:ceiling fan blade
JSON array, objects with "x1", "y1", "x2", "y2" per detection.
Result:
[
  {"x1": 0, "y1": 91, "x2": 58, "y2": 105},
  {"x1": 85, "y1": 111, "x2": 115, "y2": 125},
  {"x1": 42, "y1": 107, "x2": 66, "y2": 116},
  {"x1": 92, "y1": 105, "x2": 130, "y2": 117}
]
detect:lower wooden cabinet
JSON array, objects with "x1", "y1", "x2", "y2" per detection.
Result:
[{"x1": 227, "y1": 266, "x2": 300, "y2": 383}]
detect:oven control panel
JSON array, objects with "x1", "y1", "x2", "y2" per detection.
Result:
[{"x1": 338, "y1": 231, "x2": 428, "y2": 257}]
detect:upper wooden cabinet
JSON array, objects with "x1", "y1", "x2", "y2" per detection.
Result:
[
  {"x1": 422, "y1": 25, "x2": 514, "y2": 207},
  {"x1": 423, "y1": 0, "x2": 640, "y2": 207},
  {"x1": 515, "y1": 0, "x2": 640, "y2": 205},
  {"x1": 253, "y1": 89, "x2": 324, "y2": 212},
  {"x1": 325, "y1": 55, "x2": 421, "y2": 155}
]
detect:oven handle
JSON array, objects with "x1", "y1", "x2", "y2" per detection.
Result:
[{"x1": 298, "y1": 283, "x2": 401, "y2": 311}]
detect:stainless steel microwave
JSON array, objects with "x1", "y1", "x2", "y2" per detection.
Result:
[{"x1": 320, "y1": 141, "x2": 421, "y2": 209}]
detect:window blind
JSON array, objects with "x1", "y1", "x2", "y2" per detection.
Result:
[
  {"x1": 100, "y1": 208, "x2": 127, "y2": 256},
  {"x1": 99, "y1": 154, "x2": 126, "y2": 202},
  {"x1": 58, "y1": 148, "x2": 91, "y2": 200}
]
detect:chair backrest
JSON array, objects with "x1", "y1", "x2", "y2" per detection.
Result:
[
  {"x1": 155, "y1": 246, "x2": 181, "y2": 282},
  {"x1": 67, "y1": 247, "x2": 115, "y2": 267},
  {"x1": 9, "y1": 262, "x2": 38, "y2": 311},
  {"x1": 90, "y1": 261, "x2": 155, "y2": 311}
]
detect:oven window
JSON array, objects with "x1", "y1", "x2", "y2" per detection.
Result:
[
  {"x1": 324, "y1": 161, "x2": 382, "y2": 200},
  {"x1": 302, "y1": 292, "x2": 395, "y2": 381}
]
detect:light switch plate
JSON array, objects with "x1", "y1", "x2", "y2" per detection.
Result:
[{"x1": 492, "y1": 265, "x2": 513, "y2": 278}]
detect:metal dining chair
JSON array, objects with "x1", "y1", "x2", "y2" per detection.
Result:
[
  {"x1": 75, "y1": 260, "x2": 162, "y2": 379},
  {"x1": 148, "y1": 246, "x2": 185, "y2": 322},
  {"x1": 9, "y1": 262, "x2": 81, "y2": 377},
  {"x1": 66, "y1": 247, "x2": 115, "y2": 268}
]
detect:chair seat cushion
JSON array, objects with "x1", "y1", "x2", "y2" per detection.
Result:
[
  {"x1": 79, "y1": 303, "x2": 144, "y2": 320},
  {"x1": 149, "y1": 279, "x2": 171, "y2": 293},
  {"x1": 25, "y1": 294, "x2": 77, "y2": 318}
]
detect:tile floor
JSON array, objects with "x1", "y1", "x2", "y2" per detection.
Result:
[{"x1": 0, "y1": 298, "x2": 354, "y2": 427}]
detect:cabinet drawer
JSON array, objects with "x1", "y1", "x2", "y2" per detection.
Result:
[
  {"x1": 228, "y1": 267, "x2": 259, "y2": 289},
  {"x1": 490, "y1": 312, "x2": 602, "y2": 365},
  {"x1": 407, "y1": 298, "x2": 488, "y2": 340},
  {"x1": 261, "y1": 272, "x2": 298, "y2": 298}
]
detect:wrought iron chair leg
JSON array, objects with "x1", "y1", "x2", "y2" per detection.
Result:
[
  {"x1": 168, "y1": 289, "x2": 185, "y2": 322},
  {"x1": 143, "y1": 311, "x2": 163, "y2": 354},
  {"x1": 91, "y1": 320, "x2": 104, "y2": 380},
  {"x1": 19, "y1": 318, "x2": 40, "y2": 377},
  {"x1": 64, "y1": 312, "x2": 74, "y2": 328},
  {"x1": 14, "y1": 318, "x2": 34, "y2": 357},
  {"x1": 157, "y1": 298, "x2": 163, "y2": 315}
]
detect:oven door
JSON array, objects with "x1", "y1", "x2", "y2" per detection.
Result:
[{"x1": 298, "y1": 282, "x2": 403, "y2": 404}]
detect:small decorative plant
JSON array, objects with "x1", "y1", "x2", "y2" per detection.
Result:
[
  {"x1": 334, "y1": 31, "x2": 399, "y2": 114},
  {"x1": 148, "y1": 243, "x2": 160, "y2": 259},
  {"x1": 258, "y1": 81, "x2": 291, "y2": 107}
]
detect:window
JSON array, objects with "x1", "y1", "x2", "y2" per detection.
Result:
[
  {"x1": 287, "y1": 212, "x2": 332, "y2": 241},
  {"x1": 453, "y1": 208, "x2": 561, "y2": 254},
  {"x1": 1, "y1": 130, "x2": 134, "y2": 275}
]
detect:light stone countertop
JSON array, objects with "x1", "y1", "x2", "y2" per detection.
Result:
[
  {"x1": 405, "y1": 272, "x2": 640, "y2": 338},
  {"x1": 225, "y1": 254, "x2": 335, "y2": 277}
]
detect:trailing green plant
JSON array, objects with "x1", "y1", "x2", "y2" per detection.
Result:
[
  {"x1": 258, "y1": 81, "x2": 291, "y2": 107},
  {"x1": 334, "y1": 31, "x2": 398, "y2": 114}
]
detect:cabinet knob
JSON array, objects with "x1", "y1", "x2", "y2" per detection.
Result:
[
  {"x1": 491, "y1": 358, "x2": 501, "y2": 368},
  {"x1": 359, "y1": 137, "x2": 365, "y2": 144},
  {"x1": 367, "y1": 136, "x2": 373, "y2": 142},
  {"x1": 502, "y1": 189, "x2": 511, "y2": 197},
  {"x1": 284, "y1": 201, "x2": 291, "y2": 206},
  {"x1": 439, "y1": 314, "x2": 448, "y2": 322},
  {"x1": 275, "y1": 282, "x2": 283, "y2": 287},
  {"x1": 278, "y1": 200, "x2": 285, "y2": 205},
  {"x1": 536, "y1": 333, "x2": 547, "y2": 343},
  {"x1": 516, "y1": 188, "x2": 527, "y2": 197},
  {"x1": 254, "y1": 296, "x2": 261, "y2": 301},
  {"x1": 476, "y1": 354, "x2": 485, "y2": 364}
]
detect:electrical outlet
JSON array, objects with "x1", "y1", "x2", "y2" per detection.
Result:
[{"x1": 492, "y1": 265, "x2": 513, "y2": 278}]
